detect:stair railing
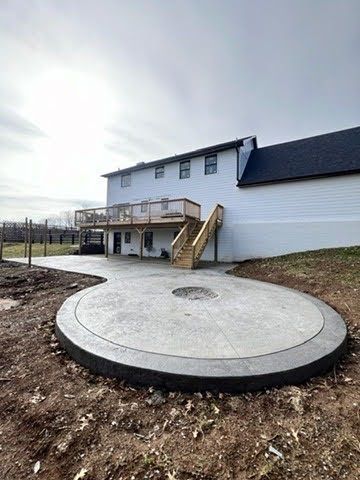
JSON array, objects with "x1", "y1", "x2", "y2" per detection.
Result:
[
  {"x1": 171, "y1": 223, "x2": 189, "y2": 264},
  {"x1": 191, "y1": 204, "x2": 224, "y2": 268}
]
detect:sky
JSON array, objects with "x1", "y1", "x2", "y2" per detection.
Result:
[{"x1": 0, "y1": 0, "x2": 359, "y2": 221}]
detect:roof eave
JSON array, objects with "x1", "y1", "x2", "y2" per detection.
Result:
[
  {"x1": 102, "y1": 136, "x2": 256, "y2": 178},
  {"x1": 237, "y1": 168, "x2": 360, "y2": 187}
]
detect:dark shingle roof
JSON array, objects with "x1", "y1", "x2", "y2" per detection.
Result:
[
  {"x1": 102, "y1": 136, "x2": 254, "y2": 177},
  {"x1": 238, "y1": 126, "x2": 360, "y2": 187}
]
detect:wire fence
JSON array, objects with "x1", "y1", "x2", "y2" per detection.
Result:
[
  {"x1": 0, "y1": 219, "x2": 104, "y2": 265},
  {"x1": 0, "y1": 220, "x2": 104, "y2": 245}
]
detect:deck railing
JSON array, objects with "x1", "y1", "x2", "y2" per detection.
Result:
[{"x1": 75, "y1": 198, "x2": 201, "y2": 227}]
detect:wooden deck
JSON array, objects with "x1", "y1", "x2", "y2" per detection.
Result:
[{"x1": 75, "y1": 198, "x2": 201, "y2": 229}]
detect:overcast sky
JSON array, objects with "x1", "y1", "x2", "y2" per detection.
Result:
[{"x1": 0, "y1": 0, "x2": 359, "y2": 221}]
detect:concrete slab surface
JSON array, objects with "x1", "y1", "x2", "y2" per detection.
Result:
[{"x1": 9, "y1": 255, "x2": 347, "y2": 391}]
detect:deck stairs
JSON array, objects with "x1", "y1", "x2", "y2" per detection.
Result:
[{"x1": 171, "y1": 204, "x2": 224, "y2": 269}]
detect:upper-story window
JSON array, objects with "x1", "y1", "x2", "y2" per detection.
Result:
[
  {"x1": 155, "y1": 166, "x2": 164, "y2": 178},
  {"x1": 121, "y1": 173, "x2": 131, "y2": 187},
  {"x1": 205, "y1": 155, "x2": 217, "y2": 175},
  {"x1": 179, "y1": 160, "x2": 190, "y2": 179},
  {"x1": 141, "y1": 201, "x2": 148, "y2": 213}
]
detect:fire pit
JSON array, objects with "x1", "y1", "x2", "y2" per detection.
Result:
[{"x1": 171, "y1": 286, "x2": 218, "y2": 300}]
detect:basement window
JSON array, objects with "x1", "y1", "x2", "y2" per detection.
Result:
[
  {"x1": 179, "y1": 161, "x2": 190, "y2": 179},
  {"x1": 125, "y1": 232, "x2": 131, "y2": 243},
  {"x1": 121, "y1": 174, "x2": 131, "y2": 187},
  {"x1": 155, "y1": 166, "x2": 164, "y2": 178},
  {"x1": 205, "y1": 155, "x2": 217, "y2": 175}
]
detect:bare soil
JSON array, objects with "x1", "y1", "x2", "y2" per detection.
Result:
[{"x1": 0, "y1": 248, "x2": 359, "y2": 480}]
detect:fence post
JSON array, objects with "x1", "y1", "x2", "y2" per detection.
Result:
[
  {"x1": 60, "y1": 234, "x2": 63, "y2": 245},
  {"x1": 72, "y1": 233, "x2": 75, "y2": 245},
  {"x1": 24, "y1": 217, "x2": 28, "y2": 258},
  {"x1": 44, "y1": 219, "x2": 48, "y2": 257},
  {"x1": 28, "y1": 219, "x2": 32, "y2": 268},
  {"x1": 79, "y1": 228, "x2": 82, "y2": 255},
  {"x1": 0, "y1": 222, "x2": 5, "y2": 261}
]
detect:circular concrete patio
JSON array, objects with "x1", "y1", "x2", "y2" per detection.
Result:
[{"x1": 52, "y1": 256, "x2": 347, "y2": 392}]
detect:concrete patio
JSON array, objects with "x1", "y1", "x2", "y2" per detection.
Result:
[{"x1": 10, "y1": 255, "x2": 347, "y2": 391}]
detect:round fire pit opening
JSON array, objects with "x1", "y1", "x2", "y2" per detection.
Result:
[{"x1": 172, "y1": 286, "x2": 218, "y2": 301}]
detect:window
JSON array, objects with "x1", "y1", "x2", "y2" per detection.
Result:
[
  {"x1": 155, "y1": 166, "x2": 164, "y2": 178},
  {"x1": 205, "y1": 155, "x2": 217, "y2": 175},
  {"x1": 161, "y1": 198, "x2": 169, "y2": 210},
  {"x1": 124, "y1": 232, "x2": 131, "y2": 244},
  {"x1": 121, "y1": 174, "x2": 131, "y2": 187},
  {"x1": 141, "y1": 201, "x2": 148, "y2": 213},
  {"x1": 179, "y1": 160, "x2": 190, "y2": 179}
]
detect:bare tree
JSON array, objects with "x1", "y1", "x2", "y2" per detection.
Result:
[
  {"x1": 40, "y1": 209, "x2": 76, "y2": 228},
  {"x1": 58, "y1": 210, "x2": 75, "y2": 229}
]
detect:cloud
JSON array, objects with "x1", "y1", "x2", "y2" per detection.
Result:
[
  {"x1": 0, "y1": 107, "x2": 45, "y2": 137},
  {"x1": 105, "y1": 125, "x2": 167, "y2": 156},
  {"x1": 0, "y1": 0, "x2": 359, "y2": 222},
  {"x1": 0, "y1": 191, "x2": 101, "y2": 222},
  {"x1": 0, "y1": 107, "x2": 46, "y2": 154},
  {"x1": 0, "y1": 134, "x2": 33, "y2": 153}
]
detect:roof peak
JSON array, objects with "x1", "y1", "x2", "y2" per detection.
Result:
[{"x1": 260, "y1": 125, "x2": 360, "y2": 151}]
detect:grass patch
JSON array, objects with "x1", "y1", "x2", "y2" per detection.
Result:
[
  {"x1": 2, "y1": 242, "x2": 76, "y2": 258},
  {"x1": 234, "y1": 246, "x2": 360, "y2": 288}
]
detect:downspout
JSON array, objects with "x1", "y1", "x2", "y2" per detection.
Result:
[{"x1": 235, "y1": 144, "x2": 240, "y2": 182}]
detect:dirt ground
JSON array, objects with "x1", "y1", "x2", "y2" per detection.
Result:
[{"x1": 0, "y1": 248, "x2": 359, "y2": 480}]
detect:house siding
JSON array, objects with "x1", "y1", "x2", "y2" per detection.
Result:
[
  {"x1": 107, "y1": 148, "x2": 360, "y2": 262},
  {"x1": 232, "y1": 174, "x2": 360, "y2": 259}
]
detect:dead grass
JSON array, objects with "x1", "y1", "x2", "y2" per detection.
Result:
[
  {"x1": 0, "y1": 247, "x2": 359, "y2": 479},
  {"x1": 3, "y1": 242, "x2": 76, "y2": 258}
]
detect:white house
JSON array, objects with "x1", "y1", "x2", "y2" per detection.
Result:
[{"x1": 75, "y1": 126, "x2": 360, "y2": 267}]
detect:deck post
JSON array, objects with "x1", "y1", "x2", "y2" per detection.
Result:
[
  {"x1": 214, "y1": 226, "x2": 218, "y2": 262},
  {"x1": 0, "y1": 222, "x2": 5, "y2": 261},
  {"x1": 28, "y1": 219, "x2": 32, "y2": 268},
  {"x1": 105, "y1": 229, "x2": 109, "y2": 258},
  {"x1": 24, "y1": 217, "x2": 28, "y2": 258},
  {"x1": 44, "y1": 219, "x2": 48, "y2": 257},
  {"x1": 136, "y1": 227, "x2": 145, "y2": 260},
  {"x1": 139, "y1": 229, "x2": 143, "y2": 260}
]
